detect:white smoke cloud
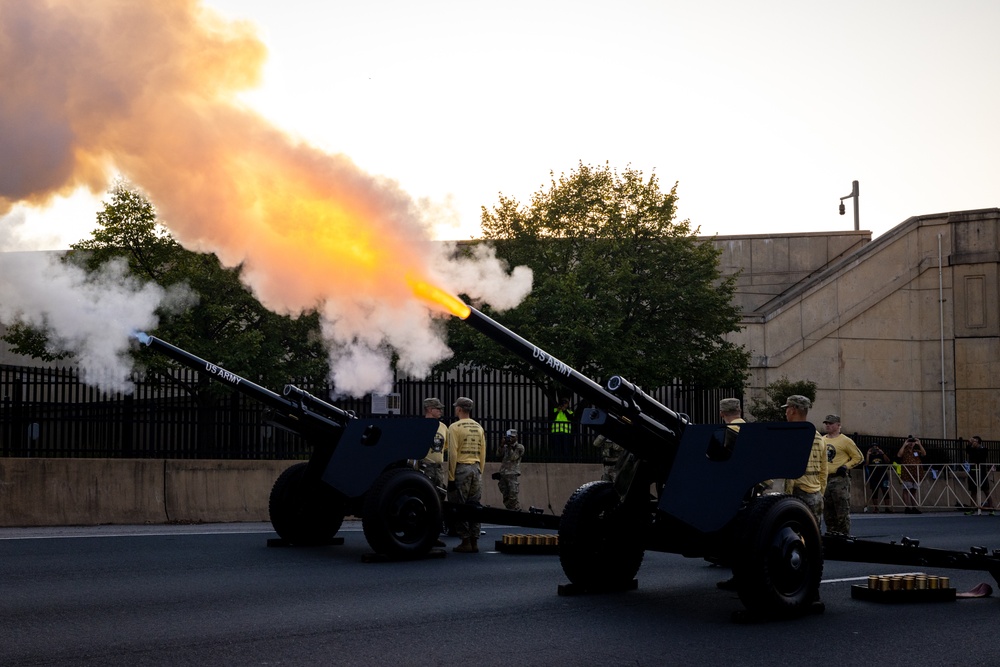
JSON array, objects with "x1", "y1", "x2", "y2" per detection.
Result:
[
  {"x1": 0, "y1": 0, "x2": 533, "y2": 396},
  {"x1": 0, "y1": 251, "x2": 170, "y2": 394}
]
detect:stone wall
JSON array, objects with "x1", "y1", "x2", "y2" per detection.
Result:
[{"x1": 0, "y1": 458, "x2": 601, "y2": 527}]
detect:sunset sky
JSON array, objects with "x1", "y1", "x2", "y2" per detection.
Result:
[{"x1": 6, "y1": 0, "x2": 999, "y2": 248}]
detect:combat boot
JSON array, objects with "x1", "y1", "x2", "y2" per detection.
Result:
[
  {"x1": 453, "y1": 538, "x2": 475, "y2": 553},
  {"x1": 469, "y1": 537, "x2": 479, "y2": 553}
]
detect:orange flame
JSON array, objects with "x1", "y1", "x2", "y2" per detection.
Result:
[{"x1": 407, "y1": 277, "x2": 471, "y2": 319}]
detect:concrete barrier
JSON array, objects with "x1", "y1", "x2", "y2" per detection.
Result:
[{"x1": 0, "y1": 458, "x2": 604, "y2": 527}]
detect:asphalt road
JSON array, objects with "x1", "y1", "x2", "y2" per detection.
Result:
[{"x1": 2, "y1": 513, "x2": 999, "y2": 666}]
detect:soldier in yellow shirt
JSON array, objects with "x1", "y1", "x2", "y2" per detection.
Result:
[
  {"x1": 821, "y1": 414, "x2": 864, "y2": 534},
  {"x1": 782, "y1": 395, "x2": 828, "y2": 526},
  {"x1": 448, "y1": 397, "x2": 486, "y2": 553}
]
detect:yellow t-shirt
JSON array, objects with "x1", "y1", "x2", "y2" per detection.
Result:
[
  {"x1": 823, "y1": 433, "x2": 864, "y2": 472},
  {"x1": 423, "y1": 421, "x2": 448, "y2": 465},
  {"x1": 447, "y1": 418, "x2": 486, "y2": 480},
  {"x1": 786, "y1": 430, "x2": 829, "y2": 495}
]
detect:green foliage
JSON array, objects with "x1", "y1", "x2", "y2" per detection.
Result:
[
  {"x1": 442, "y1": 162, "x2": 749, "y2": 404},
  {"x1": 749, "y1": 376, "x2": 818, "y2": 422},
  {"x1": 5, "y1": 179, "x2": 328, "y2": 394},
  {"x1": 2, "y1": 322, "x2": 72, "y2": 362}
]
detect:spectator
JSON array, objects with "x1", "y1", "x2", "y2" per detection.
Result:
[
  {"x1": 821, "y1": 415, "x2": 864, "y2": 534},
  {"x1": 448, "y1": 397, "x2": 486, "y2": 553},
  {"x1": 550, "y1": 397, "x2": 574, "y2": 459},
  {"x1": 781, "y1": 395, "x2": 828, "y2": 526},
  {"x1": 965, "y1": 436, "x2": 994, "y2": 515},
  {"x1": 865, "y1": 444, "x2": 892, "y2": 513},
  {"x1": 494, "y1": 429, "x2": 524, "y2": 510},
  {"x1": 896, "y1": 436, "x2": 926, "y2": 514}
]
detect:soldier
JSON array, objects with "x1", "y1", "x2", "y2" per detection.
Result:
[
  {"x1": 495, "y1": 428, "x2": 524, "y2": 510},
  {"x1": 448, "y1": 397, "x2": 486, "y2": 553},
  {"x1": 419, "y1": 397, "x2": 449, "y2": 547},
  {"x1": 418, "y1": 397, "x2": 449, "y2": 498},
  {"x1": 719, "y1": 397, "x2": 745, "y2": 453},
  {"x1": 821, "y1": 414, "x2": 863, "y2": 534},
  {"x1": 592, "y1": 434, "x2": 623, "y2": 482},
  {"x1": 782, "y1": 395, "x2": 828, "y2": 526}
]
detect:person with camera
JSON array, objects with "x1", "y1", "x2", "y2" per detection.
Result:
[
  {"x1": 493, "y1": 428, "x2": 524, "y2": 510},
  {"x1": 896, "y1": 435, "x2": 927, "y2": 514}
]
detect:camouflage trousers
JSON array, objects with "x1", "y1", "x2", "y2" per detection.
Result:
[
  {"x1": 451, "y1": 463, "x2": 482, "y2": 539},
  {"x1": 792, "y1": 488, "x2": 825, "y2": 528},
  {"x1": 497, "y1": 473, "x2": 520, "y2": 511},
  {"x1": 823, "y1": 474, "x2": 852, "y2": 535},
  {"x1": 419, "y1": 461, "x2": 447, "y2": 503}
]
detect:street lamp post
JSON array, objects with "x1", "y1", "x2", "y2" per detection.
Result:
[{"x1": 839, "y1": 180, "x2": 859, "y2": 230}]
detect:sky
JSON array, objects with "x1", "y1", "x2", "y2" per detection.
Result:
[
  {"x1": 1, "y1": 0, "x2": 998, "y2": 396},
  {"x1": 4, "y1": 0, "x2": 998, "y2": 250}
]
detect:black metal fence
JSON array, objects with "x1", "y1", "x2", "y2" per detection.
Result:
[{"x1": 0, "y1": 363, "x2": 739, "y2": 463}]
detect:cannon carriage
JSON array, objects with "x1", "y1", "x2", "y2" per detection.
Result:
[{"x1": 140, "y1": 303, "x2": 1000, "y2": 619}]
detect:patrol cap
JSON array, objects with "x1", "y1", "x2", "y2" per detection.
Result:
[
  {"x1": 453, "y1": 397, "x2": 474, "y2": 409},
  {"x1": 423, "y1": 397, "x2": 444, "y2": 409},
  {"x1": 781, "y1": 395, "x2": 811, "y2": 410},
  {"x1": 823, "y1": 414, "x2": 841, "y2": 424},
  {"x1": 505, "y1": 429, "x2": 517, "y2": 437},
  {"x1": 719, "y1": 398, "x2": 741, "y2": 412}
]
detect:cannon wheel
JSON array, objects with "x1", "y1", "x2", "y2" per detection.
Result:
[
  {"x1": 269, "y1": 462, "x2": 347, "y2": 545},
  {"x1": 559, "y1": 481, "x2": 647, "y2": 591},
  {"x1": 362, "y1": 468, "x2": 442, "y2": 558},
  {"x1": 732, "y1": 494, "x2": 823, "y2": 615}
]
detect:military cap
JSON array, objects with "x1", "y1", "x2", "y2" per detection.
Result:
[
  {"x1": 719, "y1": 398, "x2": 742, "y2": 413},
  {"x1": 823, "y1": 414, "x2": 841, "y2": 424},
  {"x1": 781, "y1": 395, "x2": 811, "y2": 410},
  {"x1": 453, "y1": 397, "x2": 474, "y2": 409},
  {"x1": 423, "y1": 397, "x2": 444, "y2": 409}
]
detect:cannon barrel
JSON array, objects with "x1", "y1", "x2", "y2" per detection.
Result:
[
  {"x1": 607, "y1": 375, "x2": 687, "y2": 434},
  {"x1": 282, "y1": 384, "x2": 355, "y2": 425},
  {"x1": 135, "y1": 332, "x2": 349, "y2": 431},
  {"x1": 461, "y1": 307, "x2": 687, "y2": 451}
]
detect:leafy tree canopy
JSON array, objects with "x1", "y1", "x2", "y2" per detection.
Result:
[
  {"x1": 749, "y1": 376, "x2": 818, "y2": 422},
  {"x1": 4, "y1": 180, "x2": 328, "y2": 394},
  {"x1": 442, "y1": 162, "x2": 749, "y2": 403}
]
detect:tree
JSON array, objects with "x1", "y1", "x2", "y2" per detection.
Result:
[
  {"x1": 4, "y1": 181, "x2": 329, "y2": 424},
  {"x1": 442, "y1": 162, "x2": 749, "y2": 406},
  {"x1": 748, "y1": 376, "x2": 818, "y2": 422}
]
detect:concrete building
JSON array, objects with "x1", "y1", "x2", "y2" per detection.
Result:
[{"x1": 712, "y1": 207, "x2": 1000, "y2": 440}]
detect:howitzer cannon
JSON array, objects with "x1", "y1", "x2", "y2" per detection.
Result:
[
  {"x1": 136, "y1": 332, "x2": 557, "y2": 559},
  {"x1": 457, "y1": 306, "x2": 1000, "y2": 617}
]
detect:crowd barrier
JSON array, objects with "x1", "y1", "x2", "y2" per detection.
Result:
[{"x1": 856, "y1": 462, "x2": 996, "y2": 513}]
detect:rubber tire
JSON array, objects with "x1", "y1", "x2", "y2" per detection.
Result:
[
  {"x1": 269, "y1": 462, "x2": 346, "y2": 545},
  {"x1": 362, "y1": 468, "x2": 442, "y2": 558},
  {"x1": 559, "y1": 481, "x2": 647, "y2": 590},
  {"x1": 731, "y1": 494, "x2": 823, "y2": 615}
]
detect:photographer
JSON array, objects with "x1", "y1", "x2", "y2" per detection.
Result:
[
  {"x1": 494, "y1": 429, "x2": 524, "y2": 511},
  {"x1": 896, "y1": 436, "x2": 926, "y2": 514}
]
